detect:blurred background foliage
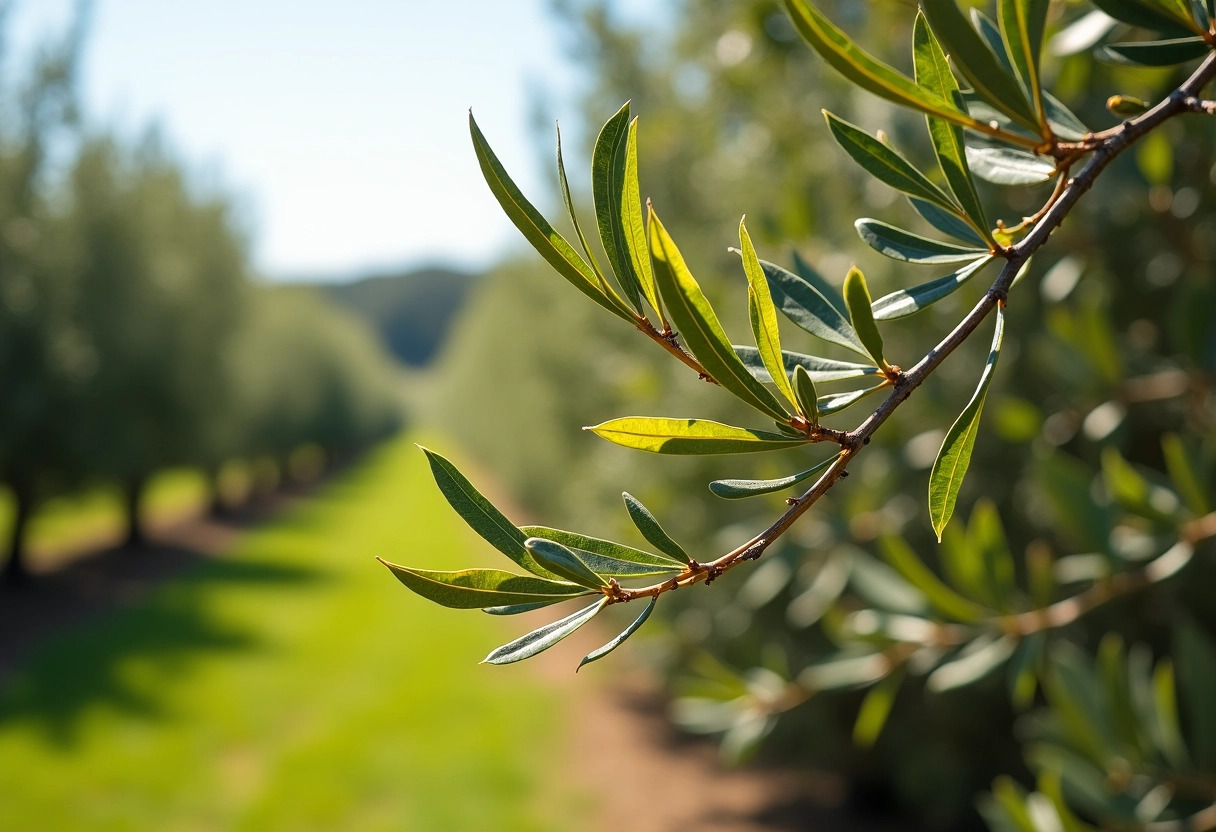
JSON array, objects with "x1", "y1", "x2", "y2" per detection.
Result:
[
  {"x1": 0, "y1": 18, "x2": 404, "y2": 579},
  {"x1": 429, "y1": 0, "x2": 1216, "y2": 827}
]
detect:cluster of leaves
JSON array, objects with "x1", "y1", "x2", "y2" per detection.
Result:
[{"x1": 391, "y1": 0, "x2": 1216, "y2": 828}]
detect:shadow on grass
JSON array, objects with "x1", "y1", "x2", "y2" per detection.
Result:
[{"x1": 0, "y1": 542, "x2": 326, "y2": 746}]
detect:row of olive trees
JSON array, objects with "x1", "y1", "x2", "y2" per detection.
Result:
[{"x1": 0, "y1": 21, "x2": 403, "y2": 583}]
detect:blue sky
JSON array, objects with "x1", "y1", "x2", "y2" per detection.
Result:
[{"x1": 11, "y1": 1, "x2": 620, "y2": 279}]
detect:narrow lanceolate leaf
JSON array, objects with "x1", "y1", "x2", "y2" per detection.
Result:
[
  {"x1": 843, "y1": 267, "x2": 887, "y2": 371},
  {"x1": 928, "y1": 306, "x2": 1006, "y2": 539},
  {"x1": 420, "y1": 447, "x2": 557, "y2": 579},
  {"x1": 1090, "y1": 0, "x2": 1201, "y2": 34},
  {"x1": 793, "y1": 365, "x2": 819, "y2": 427},
  {"x1": 520, "y1": 525, "x2": 684, "y2": 576},
  {"x1": 525, "y1": 537, "x2": 608, "y2": 589},
  {"x1": 1043, "y1": 92, "x2": 1091, "y2": 141},
  {"x1": 872, "y1": 256, "x2": 992, "y2": 320},
  {"x1": 855, "y1": 219, "x2": 990, "y2": 265},
  {"x1": 587, "y1": 417, "x2": 811, "y2": 455},
  {"x1": 819, "y1": 381, "x2": 888, "y2": 416},
  {"x1": 854, "y1": 670, "x2": 904, "y2": 748},
  {"x1": 470, "y1": 113, "x2": 633, "y2": 323},
  {"x1": 783, "y1": 0, "x2": 974, "y2": 128},
  {"x1": 1099, "y1": 37, "x2": 1210, "y2": 66},
  {"x1": 623, "y1": 117, "x2": 663, "y2": 324},
  {"x1": 483, "y1": 598, "x2": 607, "y2": 665},
  {"x1": 579, "y1": 597, "x2": 658, "y2": 670},
  {"x1": 759, "y1": 258, "x2": 869, "y2": 357},
  {"x1": 824, "y1": 112, "x2": 961, "y2": 215},
  {"x1": 910, "y1": 198, "x2": 988, "y2": 247},
  {"x1": 965, "y1": 147, "x2": 1056, "y2": 186},
  {"x1": 622, "y1": 492, "x2": 691, "y2": 564},
  {"x1": 377, "y1": 561, "x2": 590, "y2": 609},
  {"x1": 592, "y1": 102, "x2": 646, "y2": 313},
  {"x1": 739, "y1": 223, "x2": 797, "y2": 409},
  {"x1": 482, "y1": 601, "x2": 561, "y2": 616},
  {"x1": 913, "y1": 13, "x2": 991, "y2": 242},
  {"x1": 649, "y1": 208, "x2": 790, "y2": 420},
  {"x1": 556, "y1": 122, "x2": 614, "y2": 299},
  {"x1": 922, "y1": 0, "x2": 1041, "y2": 133},
  {"x1": 735, "y1": 346, "x2": 880, "y2": 384},
  {"x1": 792, "y1": 251, "x2": 848, "y2": 317},
  {"x1": 709, "y1": 455, "x2": 836, "y2": 499},
  {"x1": 999, "y1": 0, "x2": 1050, "y2": 120},
  {"x1": 879, "y1": 536, "x2": 987, "y2": 622}
]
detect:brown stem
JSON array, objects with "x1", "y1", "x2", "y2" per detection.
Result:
[
  {"x1": 606, "y1": 52, "x2": 1216, "y2": 607},
  {"x1": 635, "y1": 318, "x2": 718, "y2": 384}
]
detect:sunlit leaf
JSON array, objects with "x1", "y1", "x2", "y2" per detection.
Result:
[
  {"x1": 587, "y1": 417, "x2": 811, "y2": 455},
  {"x1": 1099, "y1": 36, "x2": 1210, "y2": 66},
  {"x1": 928, "y1": 306, "x2": 1005, "y2": 539},
  {"x1": 998, "y1": 0, "x2": 1050, "y2": 121},
  {"x1": 922, "y1": 0, "x2": 1042, "y2": 132},
  {"x1": 420, "y1": 446, "x2": 558, "y2": 579},
  {"x1": 965, "y1": 146, "x2": 1056, "y2": 185},
  {"x1": 735, "y1": 345, "x2": 880, "y2": 384},
  {"x1": 912, "y1": 13, "x2": 991, "y2": 240},
  {"x1": 557, "y1": 121, "x2": 615, "y2": 300},
  {"x1": 783, "y1": 0, "x2": 975, "y2": 127},
  {"x1": 649, "y1": 208, "x2": 790, "y2": 420},
  {"x1": 622, "y1": 492, "x2": 691, "y2": 564},
  {"x1": 709, "y1": 454, "x2": 836, "y2": 499},
  {"x1": 378, "y1": 561, "x2": 591, "y2": 609},
  {"x1": 855, "y1": 219, "x2": 990, "y2": 264},
  {"x1": 872, "y1": 256, "x2": 992, "y2": 320},
  {"x1": 520, "y1": 524, "x2": 684, "y2": 576},
  {"x1": 483, "y1": 598, "x2": 606, "y2": 665},
  {"x1": 592, "y1": 102, "x2": 649, "y2": 314},
  {"x1": 843, "y1": 266, "x2": 888, "y2": 370},
  {"x1": 470, "y1": 112, "x2": 634, "y2": 322},
  {"x1": 854, "y1": 670, "x2": 904, "y2": 747},
  {"x1": 579, "y1": 597, "x2": 658, "y2": 670},
  {"x1": 525, "y1": 537, "x2": 608, "y2": 589},
  {"x1": 824, "y1": 111, "x2": 961, "y2": 214},
  {"x1": 740, "y1": 219, "x2": 797, "y2": 408}
]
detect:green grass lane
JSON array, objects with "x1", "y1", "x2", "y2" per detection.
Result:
[{"x1": 0, "y1": 434, "x2": 585, "y2": 830}]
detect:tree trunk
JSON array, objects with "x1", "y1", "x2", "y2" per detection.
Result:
[
  {"x1": 123, "y1": 476, "x2": 146, "y2": 549},
  {"x1": 2, "y1": 482, "x2": 33, "y2": 585}
]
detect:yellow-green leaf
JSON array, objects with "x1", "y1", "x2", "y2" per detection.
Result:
[
  {"x1": 928, "y1": 307, "x2": 1006, "y2": 539},
  {"x1": 586, "y1": 417, "x2": 811, "y2": 455},
  {"x1": 378, "y1": 561, "x2": 591, "y2": 609},
  {"x1": 649, "y1": 207, "x2": 790, "y2": 420},
  {"x1": 470, "y1": 112, "x2": 634, "y2": 322},
  {"x1": 740, "y1": 219, "x2": 796, "y2": 409},
  {"x1": 793, "y1": 365, "x2": 819, "y2": 427},
  {"x1": 998, "y1": 0, "x2": 1050, "y2": 121}
]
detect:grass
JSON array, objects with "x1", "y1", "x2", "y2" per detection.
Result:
[
  {"x1": 0, "y1": 434, "x2": 587, "y2": 830},
  {"x1": 0, "y1": 469, "x2": 209, "y2": 569}
]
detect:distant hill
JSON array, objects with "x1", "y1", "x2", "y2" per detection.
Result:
[{"x1": 317, "y1": 266, "x2": 480, "y2": 367}]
